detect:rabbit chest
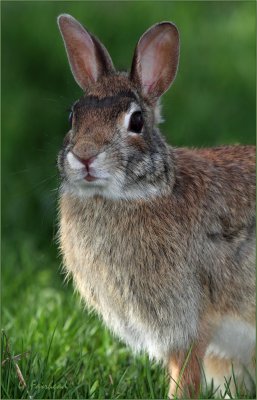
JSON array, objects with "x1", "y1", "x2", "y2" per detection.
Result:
[{"x1": 59, "y1": 194, "x2": 201, "y2": 360}]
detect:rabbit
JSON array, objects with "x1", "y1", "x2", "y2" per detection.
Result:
[{"x1": 57, "y1": 14, "x2": 256, "y2": 399}]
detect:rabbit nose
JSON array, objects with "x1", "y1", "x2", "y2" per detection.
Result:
[{"x1": 72, "y1": 152, "x2": 96, "y2": 171}]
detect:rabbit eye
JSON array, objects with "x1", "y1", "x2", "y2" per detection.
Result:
[
  {"x1": 129, "y1": 111, "x2": 143, "y2": 134},
  {"x1": 68, "y1": 111, "x2": 73, "y2": 127}
]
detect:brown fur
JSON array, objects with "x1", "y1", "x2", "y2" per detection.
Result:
[
  {"x1": 59, "y1": 145, "x2": 255, "y2": 396},
  {"x1": 57, "y1": 15, "x2": 256, "y2": 398}
]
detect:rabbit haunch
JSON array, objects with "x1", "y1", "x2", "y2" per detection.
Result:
[{"x1": 57, "y1": 14, "x2": 256, "y2": 398}]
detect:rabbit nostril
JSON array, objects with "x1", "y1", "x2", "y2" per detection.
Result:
[
  {"x1": 82, "y1": 157, "x2": 95, "y2": 168},
  {"x1": 71, "y1": 153, "x2": 96, "y2": 170}
]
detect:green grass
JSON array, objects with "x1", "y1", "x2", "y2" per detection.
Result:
[
  {"x1": 2, "y1": 240, "x2": 255, "y2": 399},
  {"x1": 2, "y1": 240, "x2": 169, "y2": 399}
]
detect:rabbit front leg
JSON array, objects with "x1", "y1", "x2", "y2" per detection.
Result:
[{"x1": 168, "y1": 339, "x2": 208, "y2": 399}]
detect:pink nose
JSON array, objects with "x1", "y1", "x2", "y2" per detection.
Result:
[{"x1": 72, "y1": 153, "x2": 96, "y2": 171}]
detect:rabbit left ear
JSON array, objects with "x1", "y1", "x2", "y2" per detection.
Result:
[
  {"x1": 58, "y1": 14, "x2": 115, "y2": 91},
  {"x1": 130, "y1": 22, "x2": 179, "y2": 102}
]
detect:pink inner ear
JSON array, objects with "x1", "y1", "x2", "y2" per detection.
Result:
[
  {"x1": 58, "y1": 15, "x2": 99, "y2": 90},
  {"x1": 140, "y1": 31, "x2": 174, "y2": 93},
  {"x1": 135, "y1": 24, "x2": 179, "y2": 98},
  {"x1": 67, "y1": 32, "x2": 98, "y2": 83}
]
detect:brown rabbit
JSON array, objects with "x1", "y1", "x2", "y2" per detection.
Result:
[{"x1": 57, "y1": 14, "x2": 256, "y2": 398}]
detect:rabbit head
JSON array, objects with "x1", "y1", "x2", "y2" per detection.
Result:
[{"x1": 57, "y1": 14, "x2": 179, "y2": 200}]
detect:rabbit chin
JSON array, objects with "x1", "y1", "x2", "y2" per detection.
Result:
[{"x1": 62, "y1": 178, "x2": 166, "y2": 201}]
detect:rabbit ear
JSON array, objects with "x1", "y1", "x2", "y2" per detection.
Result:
[
  {"x1": 130, "y1": 22, "x2": 179, "y2": 101},
  {"x1": 57, "y1": 14, "x2": 115, "y2": 91}
]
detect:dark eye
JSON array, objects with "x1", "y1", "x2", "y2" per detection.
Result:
[
  {"x1": 128, "y1": 111, "x2": 143, "y2": 134},
  {"x1": 68, "y1": 111, "x2": 73, "y2": 127}
]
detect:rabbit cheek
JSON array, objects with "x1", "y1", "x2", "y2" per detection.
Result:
[
  {"x1": 127, "y1": 135, "x2": 147, "y2": 155},
  {"x1": 58, "y1": 146, "x2": 72, "y2": 178},
  {"x1": 67, "y1": 151, "x2": 85, "y2": 170},
  {"x1": 90, "y1": 152, "x2": 112, "y2": 180},
  {"x1": 62, "y1": 152, "x2": 85, "y2": 185}
]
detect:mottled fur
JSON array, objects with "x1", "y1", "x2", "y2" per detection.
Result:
[{"x1": 57, "y1": 15, "x2": 256, "y2": 398}]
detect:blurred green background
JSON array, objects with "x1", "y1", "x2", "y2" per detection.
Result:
[
  {"x1": 2, "y1": 0, "x2": 256, "y2": 248},
  {"x1": 2, "y1": 1, "x2": 256, "y2": 399}
]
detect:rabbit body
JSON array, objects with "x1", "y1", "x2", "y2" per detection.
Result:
[
  {"x1": 60, "y1": 145, "x2": 255, "y2": 362},
  {"x1": 57, "y1": 14, "x2": 256, "y2": 397}
]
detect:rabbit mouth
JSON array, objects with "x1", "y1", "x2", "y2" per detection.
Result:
[
  {"x1": 76, "y1": 172, "x2": 109, "y2": 186},
  {"x1": 84, "y1": 174, "x2": 98, "y2": 182},
  {"x1": 64, "y1": 151, "x2": 110, "y2": 184}
]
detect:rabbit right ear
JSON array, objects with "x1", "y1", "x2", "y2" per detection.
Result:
[
  {"x1": 130, "y1": 22, "x2": 179, "y2": 102},
  {"x1": 57, "y1": 14, "x2": 115, "y2": 91}
]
